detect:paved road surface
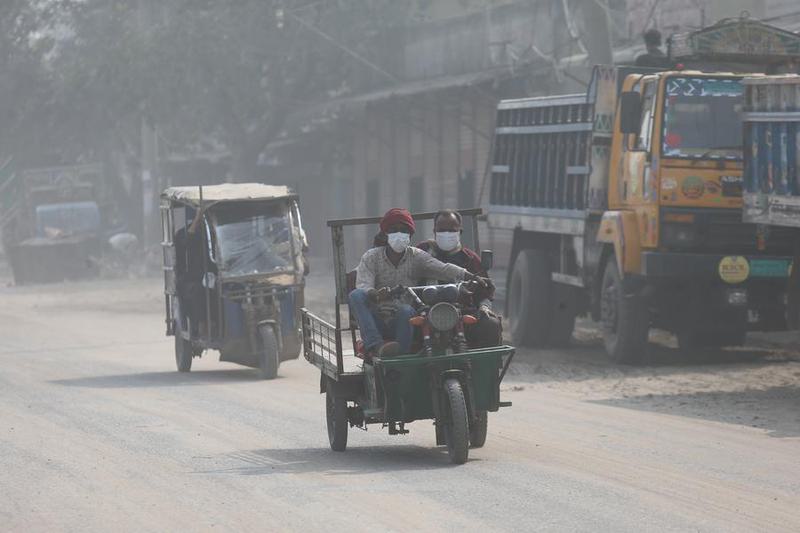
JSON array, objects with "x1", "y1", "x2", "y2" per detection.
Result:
[{"x1": 1, "y1": 275, "x2": 799, "y2": 532}]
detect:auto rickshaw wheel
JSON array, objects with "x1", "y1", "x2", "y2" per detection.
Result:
[
  {"x1": 258, "y1": 326, "x2": 280, "y2": 380},
  {"x1": 280, "y1": 330, "x2": 302, "y2": 361},
  {"x1": 443, "y1": 378, "x2": 469, "y2": 464},
  {"x1": 469, "y1": 411, "x2": 488, "y2": 448},
  {"x1": 174, "y1": 333, "x2": 192, "y2": 373},
  {"x1": 326, "y1": 380, "x2": 348, "y2": 452}
]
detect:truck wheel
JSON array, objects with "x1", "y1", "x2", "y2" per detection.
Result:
[
  {"x1": 326, "y1": 383, "x2": 348, "y2": 452},
  {"x1": 712, "y1": 328, "x2": 746, "y2": 347},
  {"x1": 509, "y1": 250, "x2": 549, "y2": 346},
  {"x1": 174, "y1": 332, "x2": 192, "y2": 372},
  {"x1": 549, "y1": 285, "x2": 577, "y2": 347},
  {"x1": 443, "y1": 378, "x2": 469, "y2": 464},
  {"x1": 600, "y1": 258, "x2": 648, "y2": 364},
  {"x1": 469, "y1": 411, "x2": 488, "y2": 448},
  {"x1": 258, "y1": 326, "x2": 280, "y2": 380},
  {"x1": 676, "y1": 328, "x2": 702, "y2": 351},
  {"x1": 509, "y1": 249, "x2": 575, "y2": 347}
]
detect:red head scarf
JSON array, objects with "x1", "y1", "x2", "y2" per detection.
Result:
[{"x1": 379, "y1": 208, "x2": 415, "y2": 234}]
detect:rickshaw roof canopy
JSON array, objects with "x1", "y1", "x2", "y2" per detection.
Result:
[{"x1": 162, "y1": 183, "x2": 296, "y2": 207}]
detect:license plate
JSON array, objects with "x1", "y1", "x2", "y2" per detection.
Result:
[{"x1": 749, "y1": 259, "x2": 791, "y2": 278}]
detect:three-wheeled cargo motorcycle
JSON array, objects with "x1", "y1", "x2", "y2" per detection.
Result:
[
  {"x1": 302, "y1": 209, "x2": 514, "y2": 464},
  {"x1": 161, "y1": 183, "x2": 308, "y2": 379}
]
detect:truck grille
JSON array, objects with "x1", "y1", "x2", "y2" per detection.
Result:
[{"x1": 661, "y1": 208, "x2": 795, "y2": 255}]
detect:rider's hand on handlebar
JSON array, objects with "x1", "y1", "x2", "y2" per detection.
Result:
[
  {"x1": 467, "y1": 272, "x2": 490, "y2": 290},
  {"x1": 368, "y1": 287, "x2": 392, "y2": 303},
  {"x1": 479, "y1": 303, "x2": 498, "y2": 319}
]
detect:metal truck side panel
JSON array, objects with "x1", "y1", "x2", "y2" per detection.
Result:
[
  {"x1": 587, "y1": 65, "x2": 619, "y2": 211},
  {"x1": 743, "y1": 75, "x2": 800, "y2": 227},
  {"x1": 597, "y1": 211, "x2": 642, "y2": 275}
]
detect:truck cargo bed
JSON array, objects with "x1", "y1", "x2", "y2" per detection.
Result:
[
  {"x1": 489, "y1": 66, "x2": 657, "y2": 228},
  {"x1": 743, "y1": 75, "x2": 800, "y2": 228}
]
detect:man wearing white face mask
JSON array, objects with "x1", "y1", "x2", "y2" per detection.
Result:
[
  {"x1": 418, "y1": 209, "x2": 502, "y2": 348},
  {"x1": 349, "y1": 208, "x2": 485, "y2": 359}
]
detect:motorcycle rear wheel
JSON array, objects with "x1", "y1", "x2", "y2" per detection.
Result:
[{"x1": 326, "y1": 381, "x2": 348, "y2": 452}]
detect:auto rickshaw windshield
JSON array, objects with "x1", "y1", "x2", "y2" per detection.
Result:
[{"x1": 214, "y1": 203, "x2": 294, "y2": 277}]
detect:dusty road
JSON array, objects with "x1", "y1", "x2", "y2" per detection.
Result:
[{"x1": 1, "y1": 270, "x2": 800, "y2": 532}]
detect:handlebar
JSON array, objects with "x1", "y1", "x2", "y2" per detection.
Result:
[
  {"x1": 388, "y1": 280, "x2": 483, "y2": 309},
  {"x1": 391, "y1": 280, "x2": 481, "y2": 294}
]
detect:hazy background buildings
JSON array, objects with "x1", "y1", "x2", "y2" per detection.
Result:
[{"x1": 1, "y1": 0, "x2": 799, "y2": 266}]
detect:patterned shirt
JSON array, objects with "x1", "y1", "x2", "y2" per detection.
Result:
[
  {"x1": 355, "y1": 246, "x2": 467, "y2": 318},
  {"x1": 356, "y1": 246, "x2": 467, "y2": 290}
]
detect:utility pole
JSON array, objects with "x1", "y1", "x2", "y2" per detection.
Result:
[
  {"x1": 141, "y1": 120, "x2": 158, "y2": 251},
  {"x1": 580, "y1": 0, "x2": 614, "y2": 66},
  {"x1": 138, "y1": 0, "x2": 159, "y2": 252}
]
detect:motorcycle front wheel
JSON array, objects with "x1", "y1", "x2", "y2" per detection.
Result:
[{"x1": 443, "y1": 378, "x2": 469, "y2": 464}]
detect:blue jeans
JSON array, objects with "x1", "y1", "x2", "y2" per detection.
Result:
[{"x1": 348, "y1": 288, "x2": 415, "y2": 353}]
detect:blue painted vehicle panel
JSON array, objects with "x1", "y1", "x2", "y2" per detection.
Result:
[{"x1": 743, "y1": 75, "x2": 800, "y2": 227}]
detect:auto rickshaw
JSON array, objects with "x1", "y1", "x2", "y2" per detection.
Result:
[
  {"x1": 161, "y1": 183, "x2": 308, "y2": 379},
  {"x1": 302, "y1": 209, "x2": 514, "y2": 464}
]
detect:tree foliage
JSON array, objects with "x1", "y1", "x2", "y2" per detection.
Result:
[
  {"x1": 0, "y1": 1, "x2": 63, "y2": 164},
  {"x1": 37, "y1": 0, "x2": 428, "y2": 180}
]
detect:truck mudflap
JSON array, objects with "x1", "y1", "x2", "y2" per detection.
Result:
[{"x1": 641, "y1": 252, "x2": 792, "y2": 281}]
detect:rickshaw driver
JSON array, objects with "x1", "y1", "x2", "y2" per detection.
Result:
[
  {"x1": 417, "y1": 209, "x2": 502, "y2": 348},
  {"x1": 349, "y1": 208, "x2": 487, "y2": 359},
  {"x1": 174, "y1": 212, "x2": 208, "y2": 335}
]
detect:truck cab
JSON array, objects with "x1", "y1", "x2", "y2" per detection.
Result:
[
  {"x1": 488, "y1": 18, "x2": 800, "y2": 362},
  {"x1": 603, "y1": 69, "x2": 793, "y2": 352}
]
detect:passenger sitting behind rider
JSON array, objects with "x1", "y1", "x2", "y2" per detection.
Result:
[
  {"x1": 417, "y1": 209, "x2": 502, "y2": 348},
  {"x1": 349, "y1": 208, "x2": 486, "y2": 359}
]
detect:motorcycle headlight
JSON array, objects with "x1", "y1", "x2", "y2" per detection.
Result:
[{"x1": 428, "y1": 302, "x2": 460, "y2": 332}]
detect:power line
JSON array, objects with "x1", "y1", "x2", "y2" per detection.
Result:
[
  {"x1": 283, "y1": 9, "x2": 398, "y2": 84},
  {"x1": 761, "y1": 9, "x2": 800, "y2": 24}
]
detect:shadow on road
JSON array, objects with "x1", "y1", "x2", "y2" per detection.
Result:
[
  {"x1": 591, "y1": 385, "x2": 800, "y2": 439},
  {"x1": 508, "y1": 334, "x2": 800, "y2": 386},
  {"x1": 194, "y1": 445, "x2": 469, "y2": 476},
  {"x1": 641, "y1": 344, "x2": 780, "y2": 366},
  {"x1": 51, "y1": 369, "x2": 268, "y2": 388}
]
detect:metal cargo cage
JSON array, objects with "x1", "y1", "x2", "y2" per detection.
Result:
[{"x1": 742, "y1": 75, "x2": 800, "y2": 227}]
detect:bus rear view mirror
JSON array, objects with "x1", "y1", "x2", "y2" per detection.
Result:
[{"x1": 619, "y1": 91, "x2": 642, "y2": 135}]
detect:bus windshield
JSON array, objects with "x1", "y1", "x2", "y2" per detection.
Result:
[
  {"x1": 662, "y1": 77, "x2": 743, "y2": 160},
  {"x1": 215, "y1": 203, "x2": 294, "y2": 277}
]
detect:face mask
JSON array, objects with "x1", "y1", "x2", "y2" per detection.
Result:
[
  {"x1": 435, "y1": 231, "x2": 461, "y2": 252},
  {"x1": 387, "y1": 232, "x2": 410, "y2": 253}
]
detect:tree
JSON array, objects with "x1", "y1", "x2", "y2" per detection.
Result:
[
  {"x1": 50, "y1": 0, "x2": 428, "y2": 181},
  {"x1": 0, "y1": 1, "x2": 61, "y2": 165}
]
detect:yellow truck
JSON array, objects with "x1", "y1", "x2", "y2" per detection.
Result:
[{"x1": 487, "y1": 18, "x2": 800, "y2": 362}]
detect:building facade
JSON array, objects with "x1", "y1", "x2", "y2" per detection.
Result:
[{"x1": 275, "y1": 0, "x2": 800, "y2": 269}]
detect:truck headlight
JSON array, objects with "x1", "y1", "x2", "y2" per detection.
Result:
[
  {"x1": 726, "y1": 288, "x2": 748, "y2": 306},
  {"x1": 661, "y1": 223, "x2": 697, "y2": 248}
]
